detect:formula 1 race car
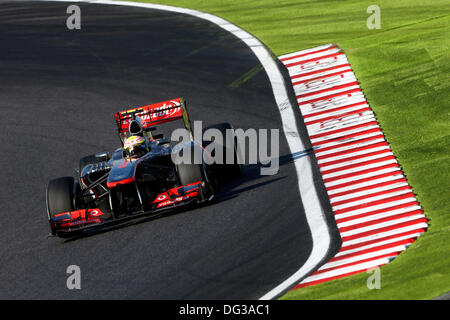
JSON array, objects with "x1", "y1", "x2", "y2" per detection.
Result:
[{"x1": 46, "y1": 98, "x2": 242, "y2": 237}]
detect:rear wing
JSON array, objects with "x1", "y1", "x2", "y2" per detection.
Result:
[{"x1": 114, "y1": 97, "x2": 192, "y2": 144}]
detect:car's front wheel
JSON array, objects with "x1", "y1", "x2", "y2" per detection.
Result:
[
  {"x1": 176, "y1": 146, "x2": 215, "y2": 200},
  {"x1": 46, "y1": 176, "x2": 76, "y2": 235}
]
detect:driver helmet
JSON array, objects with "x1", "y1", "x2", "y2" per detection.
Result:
[{"x1": 124, "y1": 135, "x2": 149, "y2": 158}]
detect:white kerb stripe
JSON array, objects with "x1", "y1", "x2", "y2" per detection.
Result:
[{"x1": 300, "y1": 257, "x2": 391, "y2": 284}]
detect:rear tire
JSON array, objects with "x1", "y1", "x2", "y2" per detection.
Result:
[
  {"x1": 203, "y1": 122, "x2": 243, "y2": 182},
  {"x1": 46, "y1": 177, "x2": 75, "y2": 235},
  {"x1": 176, "y1": 145, "x2": 215, "y2": 199},
  {"x1": 177, "y1": 162, "x2": 203, "y2": 185}
]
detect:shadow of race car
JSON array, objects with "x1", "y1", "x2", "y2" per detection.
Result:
[{"x1": 46, "y1": 98, "x2": 242, "y2": 237}]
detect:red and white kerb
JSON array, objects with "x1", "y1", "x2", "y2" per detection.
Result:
[{"x1": 279, "y1": 44, "x2": 427, "y2": 289}]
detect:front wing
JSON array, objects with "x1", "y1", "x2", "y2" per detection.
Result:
[{"x1": 50, "y1": 181, "x2": 207, "y2": 236}]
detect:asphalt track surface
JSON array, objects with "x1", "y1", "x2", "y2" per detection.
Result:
[{"x1": 0, "y1": 1, "x2": 337, "y2": 299}]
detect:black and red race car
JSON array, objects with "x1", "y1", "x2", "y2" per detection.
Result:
[{"x1": 46, "y1": 98, "x2": 242, "y2": 237}]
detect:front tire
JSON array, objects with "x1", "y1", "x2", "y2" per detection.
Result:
[
  {"x1": 176, "y1": 145, "x2": 215, "y2": 199},
  {"x1": 46, "y1": 176, "x2": 76, "y2": 235}
]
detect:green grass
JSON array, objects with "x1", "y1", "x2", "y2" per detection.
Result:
[{"x1": 126, "y1": 0, "x2": 450, "y2": 299}]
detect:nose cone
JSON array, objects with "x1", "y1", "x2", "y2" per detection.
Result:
[{"x1": 107, "y1": 158, "x2": 138, "y2": 188}]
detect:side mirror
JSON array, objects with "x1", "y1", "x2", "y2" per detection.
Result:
[{"x1": 95, "y1": 152, "x2": 110, "y2": 162}]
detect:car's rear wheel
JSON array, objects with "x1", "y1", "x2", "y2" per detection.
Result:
[
  {"x1": 46, "y1": 176, "x2": 75, "y2": 235},
  {"x1": 203, "y1": 122, "x2": 243, "y2": 182},
  {"x1": 177, "y1": 162, "x2": 203, "y2": 185}
]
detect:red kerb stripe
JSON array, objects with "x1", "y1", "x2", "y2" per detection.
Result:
[
  {"x1": 303, "y1": 100, "x2": 367, "y2": 119},
  {"x1": 310, "y1": 121, "x2": 378, "y2": 139},
  {"x1": 338, "y1": 210, "x2": 423, "y2": 233},
  {"x1": 299, "y1": 88, "x2": 362, "y2": 105},
  {"x1": 286, "y1": 52, "x2": 344, "y2": 67},
  {"x1": 290, "y1": 64, "x2": 351, "y2": 80},
  {"x1": 332, "y1": 185, "x2": 411, "y2": 207},
  {"x1": 305, "y1": 107, "x2": 371, "y2": 125},
  {"x1": 329, "y1": 177, "x2": 407, "y2": 198},
  {"x1": 339, "y1": 229, "x2": 425, "y2": 252},
  {"x1": 321, "y1": 155, "x2": 396, "y2": 176},
  {"x1": 312, "y1": 128, "x2": 382, "y2": 147},
  {"x1": 325, "y1": 169, "x2": 403, "y2": 191},
  {"x1": 334, "y1": 192, "x2": 415, "y2": 215},
  {"x1": 323, "y1": 162, "x2": 399, "y2": 184},
  {"x1": 330, "y1": 238, "x2": 416, "y2": 262},
  {"x1": 341, "y1": 218, "x2": 428, "y2": 242},
  {"x1": 297, "y1": 81, "x2": 359, "y2": 99},
  {"x1": 293, "y1": 69, "x2": 353, "y2": 86},
  {"x1": 335, "y1": 201, "x2": 420, "y2": 224},
  {"x1": 281, "y1": 46, "x2": 337, "y2": 62},
  {"x1": 313, "y1": 252, "x2": 399, "y2": 275},
  {"x1": 314, "y1": 134, "x2": 385, "y2": 154},
  {"x1": 316, "y1": 141, "x2": 388, "y2": 160},
  {"x1": 293, "y1": 266, "x2": 386, "y2": 289},
  {"x1": 319, "y1": 149, "x2": 392, "y2": 169}
]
